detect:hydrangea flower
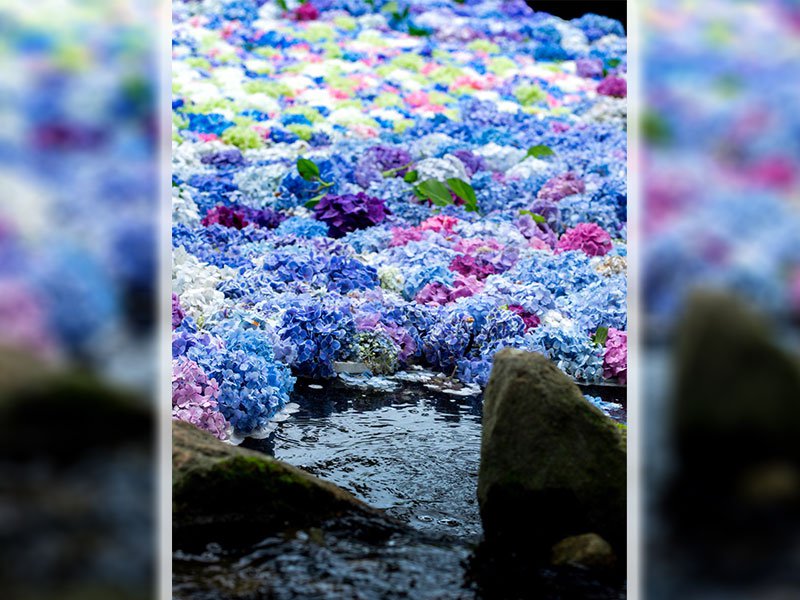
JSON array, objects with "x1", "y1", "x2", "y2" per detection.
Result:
[
  {"x1": 172, "y1": 292, "x2": 185, "y2": 329},
  {"x1": 537, "y1": 173, "x2": 586, "y2": 202},
  {"x1": 355, "y1": 330, "x2": 401, "y2": 374},
  {"x1": 597, "y1": 76, "x2": 627, "y2": 98},
  {"x1": 556, "y1": 223, "x2": 613, "y2": 256},
  {"x1": 314, "y1": 192, "x2": 389, "y2": 238},
  {"x1": 278, "y1": 301, "x2": 355, "y2": 378},
  {"x1": 172, "y1": 357, "x2": 229, "y2": 440},
  {"x1": 603, "y1": 327, "x2": 627, "y2": 383}
]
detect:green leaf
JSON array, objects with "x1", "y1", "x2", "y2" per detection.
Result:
[
  {"x1": 296, "y1": 157, "x2": 320, "y2": 181},
  {"x1": 593, "y1": 326, "x2": 609, "y2": 347},
  {"x1": 403, "y1": 170, "x2": 419, "y2": 183},
  {"x1": 464, "y1": 198, "x2": 479, "y2": 213},
  {"x1": 276, "y1": 0, "x2": 287, "y2": 10},
  {"x1": 607, "y1": 58, "x2": 621, "y2": 69},
  {"x1": 519, "y1": 209, "x2": 545, "y2": 224},
  {"x1": 526, "y1": 144, "x2": 555, "y2": 159},
  {"x1": 382, "y1": 1, "x2": 399, "y2": 14},
  {"x1": 304, "y1": 193, "x2": 326, "y2": 209},
  {"x1": 446, "y1": 178, "x2": 477, "y2": 206},
  {"x1": 416, "y1": 179, "x2": 453, "y2": 207},
  {"x1": 408, "y1": 25, "x2": 430, "y2": 37}
]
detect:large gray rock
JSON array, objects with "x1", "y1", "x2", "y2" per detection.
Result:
[
  {"x1": 477, "y1": 349, "x2": 626, "y2": 557},
  {"x1": 173, "y1": 420, "x2": 382, "y2": 545}
]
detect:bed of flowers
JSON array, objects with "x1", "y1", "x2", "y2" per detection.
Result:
[{"x1": 171, "y1": 0, "x2": 628, "y2": 442}]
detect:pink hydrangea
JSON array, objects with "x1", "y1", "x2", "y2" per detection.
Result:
[
  {"x1": 292, "y1": 2, "x2": 319, "y2": 21},
  {"x1": 450, "y1": 275, "x2": 484, "y2": 300},
  {"x1": 452, "y1": 237, "x2": 503, "y2": 254},
  {"x1": 390, "y1": 227, "x2": 425, "y2": 247},
  {"x1": 556, "y1": 223, "x2": 613, "y2": 256},
  {"x1": 418, "y1": 215, "x2": 459, "y2": 233},
  {"x1": 537, "y1": 172, "x2": 585, "y2": 202},
  {"x1": 0, "y1": 280, "x2": 58, "y2": 359},
  {"x1": 603, "y1": 328, "x2": 627, "y2": 384},
  {"x1": 172, "y1": 358, "x2": 229, "y2": 440},
  {"x1": 597, "y1": 75, "x2": 627, "y2": 98},
  {"x1": 449, "y1": 254, "x2": 498, "y2": 280},
  {"x1": 528, "y1": 237, "x2": 551, "y2": 251}
]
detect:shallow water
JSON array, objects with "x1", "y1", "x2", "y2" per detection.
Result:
[
  {"x1": 174, "y1": 372, "x2": 627, "y2": 599},
  {"x1": 252, "y1": 372, "x2": 485, "y2": 540}
]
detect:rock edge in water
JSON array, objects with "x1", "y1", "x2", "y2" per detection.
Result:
[
  {"x1": 173, "y1": 420, "x2": 387, "y2": 547},
  {"x1": 477, "y1": 348, "x2": 626, "y2": 561}
]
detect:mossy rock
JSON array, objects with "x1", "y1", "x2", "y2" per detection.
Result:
[
  {"x1": 477, "y1": 349, "x2": 626, "y2": 559},
  {"x1": 173, "y1": 421, "x2": 380, "y2": 546}
]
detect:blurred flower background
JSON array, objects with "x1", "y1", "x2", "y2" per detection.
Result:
[
  {"x1": 641, "y1": 0, "x2": 800, "y2": 597},
  {"x1": 0, "y1": 0, "x2": 160, "y2": 598}
]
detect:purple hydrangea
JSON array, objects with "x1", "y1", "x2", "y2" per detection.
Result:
[
  {"x1": 314, "y1": 192, "x2": 389, "y2": 238},
  {"x1": 597, "y1": 76, "x2": 627, "y2": 98},
  {"x1": 576, "y1": 58, "x2": 604, "y2": 79},
  {"x1": 172, "y1": 293, "x2": 185, "y2": 329},
  {"x1": 452, "y1": 149, "x2": 486, "y2": 177},
  {"x1": 537, "y1": 173, "x2": 586, "y2": 202},
  {"x1": 355, "y1": 145, "x2": 413, "y2": 189}
]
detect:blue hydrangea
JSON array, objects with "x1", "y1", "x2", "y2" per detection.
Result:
[
  {"x1": 422, "y1": 307, "x2": 474, "y2": 372},
  {"x1": 275, "y1": 216, "x2": 328, "y2": 239},
  {"x1": 278, "y1": 301, "x2": 356, "y2": 378},
  {"x1": 208, "y1": 325, "x2": 296, "y2": 436},
  {"x1": 325, "y1": 256, "x2": 379, "y2": 293},
  {"x1": 526, "y1": 324, "x2": 605, "y2": 383}
]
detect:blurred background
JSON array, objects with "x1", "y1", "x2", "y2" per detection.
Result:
[
  {"x1": 2, "y1": 0, "x2": 800, "y2": 597},
  {"x1": 0, "y1": 0, "x2": 160, "y2": 598},
  {"x1": 641, "y1": 0, "x2": 800, "y2": 598}
]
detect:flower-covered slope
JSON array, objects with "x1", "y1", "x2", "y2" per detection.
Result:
[{"x1": 172, "y1": 0, "x2": 628, "y2": 441}]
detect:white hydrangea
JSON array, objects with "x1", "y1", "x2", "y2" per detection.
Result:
[
  {"x1": 172, "y1": 247, "x2": 234, "y2": 325},
  {"x1": 172, "y1": 185, "x2": 201, "y2": 227},
  {"x1": 505, "y1": 156, "x2": 554, "y2": 180},
  {"x1": 415, "y1": 154, "x2": 470, "y2": 183},
  {"x1": 411, "y1": 133, "x2": 458, "y2": 159},
  {"x1": 582, "y1": 96, "x2": 627, "y2": 126},
  {"x1": 233, "y1": 163, "x2": 288, "y2": 207},
  {"x1": 378, "y1": 265, "x2": 405, "y2": 294},
  {"x1": 474, "y1": 143, "x2": 526, "y2": 172}
]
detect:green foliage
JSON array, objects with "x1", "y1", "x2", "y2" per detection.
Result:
[
  {"x1": 414, "y1": 178, "x2": 479, "y2": 213},
  {"x1": 519, "y1": 210, "x2": 546, "y2": 223},
  {"x1": 593, "y1": 326, "x2": 609, "y2": 347},
  {"x1": 297, "y1": 157, "x2": 320, "y2": 181},
  {"x1": 527, "y1": 144, "x2": 555, "y2": 159}
]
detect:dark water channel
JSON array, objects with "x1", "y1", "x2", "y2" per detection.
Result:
[{"x1": 173, "y1": 371, "x2": 626, "y2": 599}]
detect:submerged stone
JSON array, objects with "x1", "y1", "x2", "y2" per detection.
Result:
[
  {"x1": 551, "y1": 533, "x2": 617, "y2": 571},
  {"x1": 477, "y1": 349, "x2": 626, "y2": 558}
]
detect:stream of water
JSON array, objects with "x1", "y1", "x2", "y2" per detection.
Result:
[{"x1": 174, "y1": 371, "x2": 626, "y2": 599}]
